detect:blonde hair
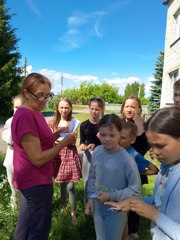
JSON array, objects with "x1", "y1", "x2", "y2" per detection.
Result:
[{"x1": 12, "y1": 94, "x2": 23, "y2": 105}]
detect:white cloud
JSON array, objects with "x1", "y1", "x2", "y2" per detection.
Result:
[
  {"x1": 111, "y1": 72, "x2": 118, "y2": 75},
  {"x1": 26, "y1": 65, "x2": 33, "y2": 73},
  {"x1": 27, "y1": 67, "x2": 152, "y2": 97},
  {"x1": 94, "y1": 20, "x2": 102, "y2": 38},
  {"x1": 57, "y1": 1, "x2": 130, "y2": 52},
  {"x1": 68, "y1": 13, "x2": 88, "y2": 26},
  {"x1": 27, "y1": 0, "x2": 41, "y2": 18},
  {"x1": 38, "y1": 69, "x2": 99, "y2": 94},
  {"x1": 144, "y1": 76, "x2": 155, "y2": 97},
  {"x1": 104, "y1": 77, "x2": 141, "y2": 95}
]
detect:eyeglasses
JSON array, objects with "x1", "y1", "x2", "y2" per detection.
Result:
[{"x1": 27, "y1": 89, "x2": 53, "y2": 101}]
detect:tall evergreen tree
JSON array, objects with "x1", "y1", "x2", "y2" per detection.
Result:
[
  {"x1": 148, "y1": 51, "x2": 164, "y2": 115},
  {"x1": 0, "y1": 0, "x2": 23, "y2": 116}
]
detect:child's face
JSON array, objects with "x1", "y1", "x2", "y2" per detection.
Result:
[
  {"x1": 58, "y1": 100, "x2": 72, "y2": 119},
  {"x1": 173, "y1": 87, "x2": 180, "y2": 105},
  {"x1": 89, "y1": 101, "x2": 102, "y2": 120},
  {"x1": 120, "y1": 130, "x2": 135, "y2": 148},
  {"x1": 98, "y1": 125, "x2": 121, "y2": 151},
  {"x1": 123, "y1": 99, "x2": 141, "y2": 120},
  {"x1": 13, "y1": 99, "x2": 22, "y2": 113},
  {"x1": 146, "y1": 130, "x2": 180, "y2": 164}
]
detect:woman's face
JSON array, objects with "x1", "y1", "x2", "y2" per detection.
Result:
[
  {"x1": 26, "y1": 83, "x2": 51, "y2": 112},
  {"x1": 58, "y1": 100, "x2": 72, "y2": 119},
  {"x1": 89, "y1": 101, "x2": 102, "y2": 120},
  {"x1": 122, "y1": 99, "x2": 141, "y2": 120},
  {"x1": 146, "y1": 130, "x2": 180, "y2": 164}
]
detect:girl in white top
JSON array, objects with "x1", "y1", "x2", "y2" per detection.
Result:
[{"x1": 2, "y1": 95, "x2": 22, "y2": 209}]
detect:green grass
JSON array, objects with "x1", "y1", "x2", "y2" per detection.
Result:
[
  {"x1": 0, "y1": 153, "x2": 156, "y2": 239},
  {"x1": 0, "y1": 155, "x2": 157, "y2": 240}
]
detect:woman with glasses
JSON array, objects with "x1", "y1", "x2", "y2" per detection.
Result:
[
  {"x1": 80, "y1": 97, "x2": 105, "y2": 201},
  {"x1": 11, "y1": 73, "x2": 75, "y2": 240}
]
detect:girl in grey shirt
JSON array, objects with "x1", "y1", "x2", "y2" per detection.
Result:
[{"x1": 85, "y1": 114, "x2": 141, "y2": 240}]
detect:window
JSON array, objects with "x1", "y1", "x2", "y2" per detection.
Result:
[
  {"x1": 167, "y1": 70, "x2": 179, "y2": 103},
  {"x1": 174, "y1": 9, "x2": 180, "y2": 40}
]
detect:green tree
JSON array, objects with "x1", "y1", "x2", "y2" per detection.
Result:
[
  {"x1": 0, "y1": 0, "x2": 23, "y2": 116},
  {"x1": 148, "y1": 51, "x2": 164, "y2": 115},
  {"x1": 124, "y1": 82, "x2": 145, "y2": 98},
  {"x1": 98, "y1": 82, "x2": 119, "y2": 103},
  {"x1": 61, "y1": 81, "x2": 120, "y2": 104}
]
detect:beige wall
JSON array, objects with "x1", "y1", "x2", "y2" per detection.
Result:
[{"x1": 161, "y1": 0, "x2": 180, "y2": 107}]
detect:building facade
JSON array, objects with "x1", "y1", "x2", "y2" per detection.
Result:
[{"x1": 160, "y1": 0, "x2": 180, "y2": 107}]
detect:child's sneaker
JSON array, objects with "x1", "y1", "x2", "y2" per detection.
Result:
[
  {"x1": 60, "y1": 207, "x2": 66, "y2": 213},
  {"x1": 128, "y1": 233, "x2": 139, "y2": 240},
  {"x1": 70, "y1": 211, "x2": 77, "y2": 224}
]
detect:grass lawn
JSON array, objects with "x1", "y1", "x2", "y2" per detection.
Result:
[{"x1": 0, "y1": 108, "x2": 159, "y2": 239}]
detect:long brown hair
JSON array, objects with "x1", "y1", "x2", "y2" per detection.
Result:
[
  {"x1": 120, "y1": 95, "x2": 142, "y2": 117},
  {"x1": 52, "y1": 97, "x2": 73, "y2": 131}
]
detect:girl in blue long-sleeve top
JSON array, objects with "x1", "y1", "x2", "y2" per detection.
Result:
[
  {"x1": 85, "y1": 114, "x2": 141, "y2": 240},
  {"x1": 106, "y1": 106, "x2": 180, "y2": 240}
]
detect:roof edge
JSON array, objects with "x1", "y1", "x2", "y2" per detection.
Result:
[{"x1": 163, "y1": 0, "x2": 170, "y2": 5}]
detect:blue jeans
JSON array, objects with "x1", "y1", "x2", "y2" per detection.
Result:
[
  {"x1": 13, "y1": 184, "x2": 53, "y2": 240},
  {"x1": 94, "y1": 202, "x2": 127, "y2": 240}
]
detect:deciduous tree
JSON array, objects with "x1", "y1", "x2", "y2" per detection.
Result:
[{"x1": 124, "y1": 82, "x2": 145, "y2": 98}]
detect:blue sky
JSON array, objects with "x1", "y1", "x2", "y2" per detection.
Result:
[{"x1": 6, "y1": 0, "x2": 167, "y2": 96}]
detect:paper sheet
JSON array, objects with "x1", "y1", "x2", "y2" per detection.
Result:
[{"x1": 60, "y1": 118, "x2": 80, "y2": 138}]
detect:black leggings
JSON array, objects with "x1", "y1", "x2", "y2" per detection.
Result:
[{"x1": 60, "y1": 182, "x2": 76, "y2": 212}]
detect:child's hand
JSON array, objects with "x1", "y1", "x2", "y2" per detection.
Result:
[
  {"x1": 63, "y1": 133, "x2": 76, "y2": 145},
  {"x1": 149, "y1": 148, "x2": 157, "y2": 160},
  {"x1": 96, "y1": 192, "x2": 110, "y2": 203},
  {"x1": 104, "y1": 198, "x2": 131, "y2": 212},
  {"x1": 129, "y1": 198, "x2": 160, "y2": 221},
  {"x1": 80, "y1": 144, "x2": 87, "y2": 151},
  {"x1": 87, "y1": 144, "x2": 95, "y2": 151},
  {"x1": 133, "y1": 110, "x2": 144, "y2": 136},
  {"x1": 85, "y1": 199, "x2": 94, "y2": 215}
]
